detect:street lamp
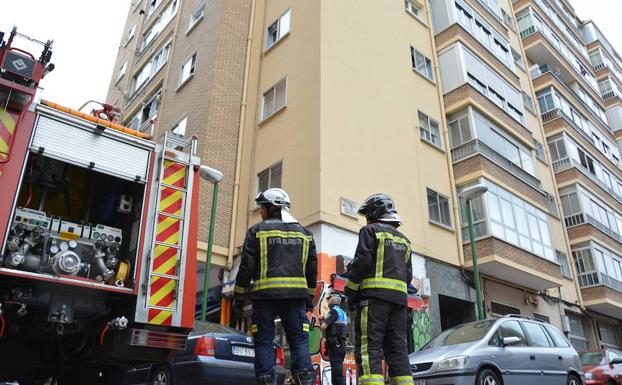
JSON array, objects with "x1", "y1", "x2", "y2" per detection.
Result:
[
  {"x1": 199, "y1": 165, "x2": 224, "y2": 322},
  {"x1": 459, "y1": 184, "x2": 488, "y2": 321}
]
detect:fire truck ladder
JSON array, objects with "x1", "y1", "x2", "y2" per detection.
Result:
[{"x1": 145, "y1": 132, "x2": 196, "y2": 327}]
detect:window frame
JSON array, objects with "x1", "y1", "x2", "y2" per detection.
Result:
[
  {"x1": 126, "y1": 24, "x2": 137, "y2": 46},
  {"x1": 171, "y1": 116, "x2": 188, "y2": 136},
  {"x1": 405, "y1": 0, "x2": 426, "y2": 23},
  {"x1": 178, "y1": 53, "x2": 197, "y2": 88},
  {"x1": 426, "y1": 188, "x2": 453, "y2": 229},
  {"x1": 411, "y1": 47, "x2": 435, "y2": 82},
  {"x1": 187, "y1": 1, "x2": 206, "y2": 34},
  {"x1": 265, "y1": 9, "x2": 291, "y2": 51},
  {"x1": 418, "y1": 111, "x2": 443, "y2": 149},
  {"x1": 117, "y1": 60, "x2": 128, "y2": 83},
  {"x1": 257, "y1": 161, "x2": 283, "y2": 195},
  {"x1": 261, "y1": 77, "x2": 288, "y2": 121}
]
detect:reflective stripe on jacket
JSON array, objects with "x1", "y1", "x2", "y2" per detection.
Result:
[
  {"x1": 344, "y1": 222, "x2": 412, "y2": 305},
  {"x1": 234, "y1": 219, "x2": 318, "y2": 300}
]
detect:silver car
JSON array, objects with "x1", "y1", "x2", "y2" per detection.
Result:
[{"x1": 409, "y1": 315, "x2": 585, "y2": 385}]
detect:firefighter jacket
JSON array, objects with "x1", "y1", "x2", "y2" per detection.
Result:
[
  {"x1": 344, "y1": 222, "x2": 412, "y2": 305},
  {"x1": 234, "y1": 218, "x2": 318, "y2": 300}
]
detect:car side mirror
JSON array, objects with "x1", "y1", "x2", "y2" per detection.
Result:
[
  {"x1": 610, "y1": 358, "x2": 622, "y2": 365},
  {"x1": 502, "y1": 336, "x2": 522, "y2": 346}
]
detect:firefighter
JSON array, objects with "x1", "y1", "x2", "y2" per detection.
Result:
[
  {"x1": 344, "y1": 193, "x2": 413, "y2": 385},
  {"x1": 321, "y1": 293, "x2": 348, "y2": 385},
  {"x1": 234, "y1": 188, "x2": 318, "y2": 385}
]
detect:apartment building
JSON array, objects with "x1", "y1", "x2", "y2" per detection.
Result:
[
  {"x1": 233, "y1": 0, "x2": 463, "y2": 341},
  {"x1": 513, "y1": 0, "x2": 622, "y2": 349},
  {"x1": 105, "y1": 0, "x2": 252, "y2": 317},
  {"x1": 107, "y1": 0, "x2": 622, "y2": 350},
  {"x1": 428, "y1": 0, "x2": 579, "y2": 334}
]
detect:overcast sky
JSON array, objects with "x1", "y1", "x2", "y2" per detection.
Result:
[
  {"x1": 0, "y1": 0, "x2": 130, "y2": 109},
  {"x1": 1, "y1": 1, "x2": 621, "y2": 111}
]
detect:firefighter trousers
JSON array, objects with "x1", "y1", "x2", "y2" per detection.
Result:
[
  {"x1": 354, "y1": 298, "x2": 413, "y2": 385},
  {"x1": 252, "y1": 299, "x2": 313, "y2": 377}
]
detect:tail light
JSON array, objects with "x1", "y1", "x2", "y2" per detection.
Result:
[
  {"x1": 275, "y1": 346, "x2": 285, "y2": 366},
  {"x1": 194, "y1": 336, "x2": 215, "y2": 356}
]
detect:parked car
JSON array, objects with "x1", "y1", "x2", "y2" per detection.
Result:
[
  {"x1": 124, "y1": 321, "x2": 286, "y2": 385},
  {"x1": 409, "y1": 315, "x2": 585, "y2": 385},
  {"x1": 580, "y1": 349, "x2": 622, "y2": 384}
]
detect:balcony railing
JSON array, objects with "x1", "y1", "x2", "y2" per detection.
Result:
[
  {"x1": 532, "y1": 68, "x2": 611, "y2": 133},
  {"x1": 564, "y1": 212, "x2": 622, "y2": 243},
  {"x1": 577, "y1": 271, "x2": 622, "y2": 293},
  {"x1": 594, "y1": 62, "x2": 607, "y2": 71},
  {"x1": 541, "y1": 107, "x2": 596, "y2": 146},
  {"x1": 552, "y1": 157, "x2": 622, "y2": 206},
  {"x1": 452, "y1": 139, "x2": 543, "y2": 191}
]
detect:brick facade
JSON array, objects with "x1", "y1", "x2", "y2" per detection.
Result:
[{"x1": 463, "y1": 237, "x2": 563, "y2": 281}]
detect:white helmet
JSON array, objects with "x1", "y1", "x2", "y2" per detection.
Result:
[{"x1": 255, "y1": 188, "x2": 297, "y2": 223}]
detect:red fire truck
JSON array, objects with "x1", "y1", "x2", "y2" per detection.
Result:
[{"x1": 0, "y1": 28, "x2": 201, "y2": 384}]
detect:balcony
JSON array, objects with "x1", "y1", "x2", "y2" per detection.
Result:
[
  {"x1": 453, "y1": 139, "x2": 543, "y2": 191},
  {"x1": 463, "y1": 237, "x2": 563, "y2": 290},
  {"x1": 564, "y1": 213, "x2": 622, "y2": 249},
  {"x1": 553, "y1": 157, "x2": 622, "y2": 208},
  {"x1": 541, "y1": 107, "x2": 595, "y2": 145},
  {"x1": 532, "y1": 69, "x2": 611, "y2": 134},
  {"x1": 520, "y1": 19, "x2": 602, "y2": 102},
  {"x1": 577, "y1": 272, "x2": 622, "y2": 318}
]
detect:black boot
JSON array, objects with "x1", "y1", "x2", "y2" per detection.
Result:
[
  {"x1": 293, "y1": 371, "x2": 315, "y2": 385},
  {"x1": 257, "y1": 374, "x2": 277, "y2": 385}
]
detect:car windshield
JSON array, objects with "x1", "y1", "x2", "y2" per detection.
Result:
[
  {"x1": 580, "y1": 351, "x2": 605, "y2": 366},
  {"x1": 423, "y1": 320, "x2": 495, "y2": 349},
  {"x1": 191, "y1": 321, "x2": 246, "y2": 336}
]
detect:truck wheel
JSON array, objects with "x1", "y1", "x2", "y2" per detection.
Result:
[{"x1": 150, "y1": 366, "x2": 172, "y2": 385}]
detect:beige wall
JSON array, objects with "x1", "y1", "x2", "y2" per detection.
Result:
[{"x1": 319, "y1": 0, "x2": 460, "y2": 263}]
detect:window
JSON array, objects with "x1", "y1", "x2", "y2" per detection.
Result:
[
  {"x1": 599, "y1": 323, "x2": 620, "y2": 348},
  {"x1": 523, "y1": 322, "x2": 552, "y2": 347},
  {"x1": 538, "y1": 93, "x2": 555, "y2": 113},
  {"x1": 499, "y1": 321, "x2": 527, "y2": 346},
  {"x1": 257, "y1": 162, "x2": 282, "y2": 193},
  {"x1": 522, "y1": 92, "x2": 535, "y2": 114},
  {"x1": 188, "y1": 2, "x2": 205, "y2": 32},
  {"x1": 418, "y1": 111, "x2": 442, "y2": 149},
  {"x1": 548, "y1": 138, "x2": 567, "y2": 161},
  {"x1": 491, "y1": 302, "x2": 520, "y2": 316},
  {"x1": 262, "y1": 78, "x2": 287, "y2": 120},
  {"x1": 533, "y1": 139, "x2": 545, "y2": 161},
  {"x1": 568, "y1": 314, "x2": 591, "y2": 350},
  {"x1": 512, "y1": 48, "x2": 525, "y2": 71},
  {"x1": 427, "y1": 188, "x2": 452, "y2": 227},
  {"x1": 117, "y1": 61, "x2": 128, "y2": 82},
  {"x1": 405, "y1": 0, "x2": 424, "y2": 20},
  {"x1": 127, "y1": 24, "x2": 136, "y2": 44},
  {"x1": 501, "y1": 9, "x2": 514, "y2": 30},
  {"x1": 179, "y1": 53, "x2": 196, "y2": 86},
  {"x1": 133, "y1": 41, "x2": 171, "y2": 93},
  {"x1": 147, "y1": 0, "x2": 163, "y2": 18},
  {"x1": 448, "y1": 115, "x2": 472, "y2": 149},
  {"x1": 266, "y1": 9, "x2": 291, "y2": 50},
  {"x1": 546, "y1": 193, "x2": 558, "y2": 217},
  {"x1": 556, "y1": 250, "x2": 572, "y2": 278},
  {"x1": 578, "y1": 149, "x2": 596, "y2": 175},
  {"x1": 411, "y1": 47, "x2": 434, "y2": 81},
  {"x1": 171, "y1": 117, "x2": 187, "y2": 136},
  {"x1": 141, "y1": 0, "x2": 178, "y2": 52},
  {"x1": 460, "y1": 179, "x2": 555, "y2": 261},
  {"x1": 533, "y1": 313, "x2": 550, "y2": 323}
]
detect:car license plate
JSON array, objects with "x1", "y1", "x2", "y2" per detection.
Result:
[
  {"x1": 232, "y1": 345, "x2": 255, "y2": 357},
  {"x1": 413, "y1": 380, "x2": 425, "y2": 385}
]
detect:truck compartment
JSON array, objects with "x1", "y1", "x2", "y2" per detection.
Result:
[{"x1": 1, "y1": 152, "x2": 147, "y2": 289}]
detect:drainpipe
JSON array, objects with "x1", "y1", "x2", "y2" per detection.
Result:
[{"x1": 224, "y1": 0, "x2": 257, "y2": 286}]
